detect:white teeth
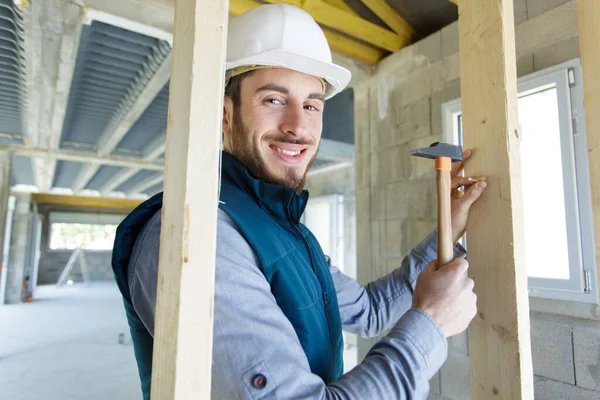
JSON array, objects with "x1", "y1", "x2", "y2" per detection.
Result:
[{"x1": 276, "y1": 148, "x2": 301, "y2": 156}]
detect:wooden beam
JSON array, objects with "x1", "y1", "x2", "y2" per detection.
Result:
[
  {"x1": 32, "y1": 193, "x2": 142, "y2": 210},
  {"x1": 358, "y1": 0, "x2": 414, "y2": 38},
  {"x1": 322, "y1": 0, "x2": 359, "y2": 16},
  {"x1": 150, "y1": 0, "x2": 226, "y2": 397},
  {"x1": 264, "y1": 0, "x2": 408, "y2": 52},
  {"x1": 229, "y1": 0, "x2": 386, "y2": 64},
  {"x1": 576, "y1": 0, "x2": 600, "y2": 295},
  {"x1": 449, "y1": 0, "x2": 458, "y2": 5},
  {"x1": 458, "y1": 0, "x2": 533, "y2": 399}
]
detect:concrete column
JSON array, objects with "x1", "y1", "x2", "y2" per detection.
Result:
[
  {"x1": 0, "y1": 152, "x2": 12, "y2": 304},
  {"x1": 4, "y1": 193, "x2": 31, "y2": 304}
]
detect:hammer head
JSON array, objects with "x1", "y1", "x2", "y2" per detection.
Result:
[{"x1": 410, "y1": 142, "x2": 463, "y2": 162}]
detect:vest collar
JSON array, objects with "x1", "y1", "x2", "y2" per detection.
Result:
[{"x1": 220, "y1": 151, "x2": 309, "y2": 224}]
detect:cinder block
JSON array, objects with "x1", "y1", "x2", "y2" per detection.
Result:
[
  {"x1": 445, "y1": 79, "x2": 461, "y2": 102},
  {"x1": 370, "y1": 185, "x2": 386, "y2": 221},
  {"x1": 356, "y1": 223, "x2": 372, "y2": 286},
  {"x1": 527, "y1": 0, "x2": 571, "y2": 20},
  {"x1": 516, "y1": 1, "x2": 578, "y2": 56},
  {"x1": 441, "y1": 22, "x2": 459, "y2": 58},
  {"x1": 517, "y1": 53, "x2": 535, "y2": 77},
  {"x1": 353, "y1": 85, "x2": 371, "y2": 154},
  {"x1": 356, "y1": 151, "x2": 370, "y2": 190},
  {"x1": 391, "y1": 97, "x2": 432, "y2": 145},
  {"x1": 356, "y1": 187, "x2": 371, "y2": 223},
  {"x1": 440, "y1": 352, "x2": 472, "y2": 400},
  {"x1": 385, "y1": 179, "x2": 434, "y2": 221},
  {"x1": 533, "y1": 36, "x2": 580, "y2": 72},
  {"x1": 416, "y1": 31, "x2": 443, "y2": 64},
  {"x1": 442, "y1": 52, "x2": 460, "y2": 83},
  {"x1": 530, "y1": 318, "x2": 575, "y2": 384},
  {"x1": 514, "y1": 0, "x2": 528, "y2": 25},
  {"x1": 383, "y1": 219, "x2": 403, "y2": 259},
  {"x1": 378, "y1": 144, "x2": 411, "y2": 184},
  {"x1": 534, "y1": 375, "x2": 599, "y2": 400},
  {"x1": 392, "y1": 63, "x2": 445, "y2": 106},
  {"x1": 383, "y1": 256, "x2": 404, "y2": 275},
  {"x1": 573, "y1": 327, "x2": 600, "y2": 391},
  {"x1": 431, "y1": 91, "x2": 445, "y2": 137},
  {"x1": 369, "y1": 81, "x2": 396, "y2": 152},
  {"x1": 404, "y1": 219, "x2": 436, "y2": 252}
]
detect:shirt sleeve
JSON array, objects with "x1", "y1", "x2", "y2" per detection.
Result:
[
  {"x1": 333, "y1": 230, "x2": 467, "y2": 339},
  {"x1": 129, "y1": 210, "x2": 451, "y2": 399}
]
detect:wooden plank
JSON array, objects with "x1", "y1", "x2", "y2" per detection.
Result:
[
  {"x1": 31, "y1": 193, "x2": 142, "y2": 210},
  {"x1": 458, "y1": 0, "x2": 534, "y2": 399},
  {"x1": 358, "y1": 0, "x2": 414, "y2": 38},
  {"x1": 150, "y1": 0, "x2": 227, "y2": 397},
  {"x1": 264, "y1": 0, "x2": 408, "y2": 52},
  {"x1": 322, "y1": 0, "x2": 359, "y2": 16},
  {"x1": 576, "y1": 0, "x2": 600, "y2": 295},
  {"x1": 229, "y1": 0, "x2": 386, "y2": 64}
]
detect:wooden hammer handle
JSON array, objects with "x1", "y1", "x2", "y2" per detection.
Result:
[{"x1": 436, "y1": 158, "x2": 453, "y2": 268}]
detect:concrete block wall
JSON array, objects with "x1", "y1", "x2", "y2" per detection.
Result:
[{"x1": 353, "y1": 1, "x2": 600, "y2": 399}]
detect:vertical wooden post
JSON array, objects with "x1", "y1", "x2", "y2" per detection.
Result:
[
  {"x1": 151, "y1": 0, "x2": 229, "y2": 397},
  {"x1": 576, "y1": 0, "x2": 600, "y2": 294},
  {"x1": 458, "y1": 0, "x2": 534, "y2": 399}
]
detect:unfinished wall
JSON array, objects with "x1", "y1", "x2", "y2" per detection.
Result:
[
  {"x1": 353, "y1": 1, "x2": 600, "y2": 398},
  {"x1": 36, "y1": 205, "x2": 129, "y2": 285}
]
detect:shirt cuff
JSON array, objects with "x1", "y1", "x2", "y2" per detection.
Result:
[
  {"x1": 414, "y1": 229, "x2": 467, "y2": 264},
  {"x1": 394, "y1": 308, "x2": 448, "y2": 379}
]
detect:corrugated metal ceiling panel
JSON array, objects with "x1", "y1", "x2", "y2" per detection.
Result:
[
  {"x1": 113, "y1": 82, "x2": 169, "y2": 157},
  {"x1": 85, "y1": 165, "x2": 125, "y2": 190},
  {"x1": 144, "y1": 182, "x2": 163, "y2": 197},
  {"x1": 59, "y1": 21, "x2": 170, "y2": 151},
  {"x1": 0, "y1": 0, "x2": 26, "y2": 144},
  {"x1": 115, "y1": 169, "x2": 159, "y2": 193},
  {"x1": 53, "y1": 160, "x2": 85, "y2": 188}
]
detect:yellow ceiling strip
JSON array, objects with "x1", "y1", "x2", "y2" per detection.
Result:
[
  {"x1": 358, "y1": 0, "x2": 414, "y2": 38},
  {"x1": 263, "y1": 0, "x2": 407, "y2": 52},
  {"x1": 32, "y1": 193, "x2": 143, "y2": 210},
  {"x1": 322, "y1": 0, "x2": 360, "y2": 16}
]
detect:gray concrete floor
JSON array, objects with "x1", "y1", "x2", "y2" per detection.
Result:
[{"x1": 0, "y1": 282, "x2": 141, "y2": 400}]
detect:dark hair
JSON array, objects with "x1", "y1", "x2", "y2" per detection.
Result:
[{"x1": 224, "y1": 71, "x2": 255, "y2": 107}]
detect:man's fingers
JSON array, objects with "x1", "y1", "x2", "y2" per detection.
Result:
[
  {"x1": 459, "y1": 180, "x2": 488, "y2": 206},
  {"x1": 451, "y1": 149, "x2": 472, "y2": 177},
  {"x1": 439, "y1": 258, "x2": 469, "y2": 276},
  {"x1": 451, "y1": 176, "x2": 486, "y2": 190}
]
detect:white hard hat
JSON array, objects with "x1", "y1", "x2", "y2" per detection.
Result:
[{"x1": 226, "y1": 4, "x2": 351, "y2": 99}]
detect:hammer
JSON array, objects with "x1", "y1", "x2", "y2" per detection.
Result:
[{"x1": 411, "y1": 142, "x2": 463, "y2": 268}]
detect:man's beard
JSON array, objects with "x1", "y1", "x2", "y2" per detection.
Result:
[{"x1": 229, "y1": 111, "x2": 317, "y2": 191}]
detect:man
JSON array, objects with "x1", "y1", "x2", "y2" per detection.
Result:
[{"x1": 112, "y1": 4, "x2": 488, "y2": 399}]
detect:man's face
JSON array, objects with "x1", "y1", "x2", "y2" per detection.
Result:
[{"x1": 222, "y1": 68, "x2": 325, "y2": 191}]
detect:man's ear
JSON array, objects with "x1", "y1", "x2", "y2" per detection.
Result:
[{"x1": 222, "y1": 95, "x2": 233, "y2": 136}]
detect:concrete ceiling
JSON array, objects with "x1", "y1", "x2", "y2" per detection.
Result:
[{"x1": 0, "y1": 0, "x2": 403, "y2": 199}]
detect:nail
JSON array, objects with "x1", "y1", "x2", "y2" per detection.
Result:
[{"x1": 478, "y1": 182, "x2": 487, "y2": 189}]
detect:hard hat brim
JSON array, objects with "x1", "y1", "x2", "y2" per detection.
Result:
[{"x1": 226, "y1": 49, "x2": 352, "y2": 99}]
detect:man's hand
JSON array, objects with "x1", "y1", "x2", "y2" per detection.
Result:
[
  {"x1": 450, "y1": 149, "x2": 487, "y2": 243},
  {"x1": 412, "y1": 259, "x2": 477, "y2": 338}
]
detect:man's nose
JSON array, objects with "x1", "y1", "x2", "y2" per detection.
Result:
[{"x1": 280, "y1": 104, "x2": 310, "y2": 137}]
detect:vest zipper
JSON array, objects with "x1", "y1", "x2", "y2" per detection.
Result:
[{"x1": 287, "y1": 208, "x2": 336, "y2": 382}]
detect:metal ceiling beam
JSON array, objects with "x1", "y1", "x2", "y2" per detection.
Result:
[
  {"x1": 71, "y1": 48, "x2": 172, "y2": 193},
  {"x1": 1, "y1": 144, "x2": 164, "y2": 170},
  {"x1": 99, "y1": 130, "x2": 165, "y2": 194},
  {"x1": 125, "y1": 172, "x2": 163, "y2": 196},
  {"x1": 23, "y1": 1, "x2": 84, "y2": 192}
]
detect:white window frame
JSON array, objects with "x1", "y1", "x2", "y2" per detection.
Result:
[
  {"x1": 442, "y1": 58, "x2": 598, "y2": 304},
  {"x1": 301, "y1": 194, "x2": 345, "y2": 272}
]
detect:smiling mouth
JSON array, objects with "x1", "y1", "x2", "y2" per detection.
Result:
[
  {"x1": 276, "y1": 148, "x2": 301, "y2": 156},
  {"x1": 269, "y1": 143, "x2": 309, "y2": 165}
]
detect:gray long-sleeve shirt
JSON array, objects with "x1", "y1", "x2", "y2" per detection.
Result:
[{"x1": 128, "y1": 208, "x2": 466, "y2": 399}]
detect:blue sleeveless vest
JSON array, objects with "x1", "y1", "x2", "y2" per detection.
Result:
[{"x1": 112, "y1": 152, "x2": 343, "y2": 399}]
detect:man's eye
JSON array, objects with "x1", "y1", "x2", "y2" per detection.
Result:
[
  {"x1": 266, "y1": 98, "x2": 283, "y2": 105},
  {"x1": 305, "y1": 105, "x2": 319, "y2": 112}
]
